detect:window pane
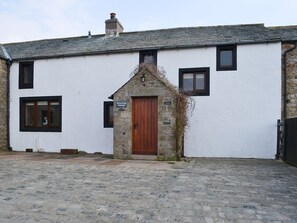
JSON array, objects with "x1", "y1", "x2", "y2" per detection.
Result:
[
  {"x1": 104, "y1": 102, "x2": 113, "y2": 128},
  {"x1": 20, "y1": 97, "x2": 62, "y2": 132},
  {"x1": 144, "y1": 55, "x2": 155, "y2": 64},
  {"x1": 23, "y1": 65, "x2": 32, "y2": 84},
  {"x1": 37, "y1": 101, "x2": 48, "y2": 127},
  {"x1": 195, "y1": 73, "x2": 205, "y2": 90},
  {"x1": 25, "y1": 103, "x2": 34, "y2": 127},
  {"x1": 183, "y1": 73, "x2": 193, "y2": 91},
  {"x1": 108, "y1": 105, "x2": 114, "y2": 124},
  {"x1": 49, "y1": 102, "x2": 60, "y2": 127},
  {"x1": 220, "y1": 50, "x2": 233, "y2": 67},
  {"x1": 140, "y1": 51, "x2": 157, "y2": 65}
]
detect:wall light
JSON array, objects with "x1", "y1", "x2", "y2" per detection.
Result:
[{"x1": 140, "y1": 74, "x2": 145, "y2": 82}]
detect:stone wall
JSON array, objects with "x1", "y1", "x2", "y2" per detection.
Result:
[
  {"x1": 113, "y1": 69, "x2": 177, "y2": 160},
  {"x1": 282, "y1": 43, "x2": 297, "y2": 119},
  {"x1": 0, "y1": 59, "x2": 7, "y2": 151}
]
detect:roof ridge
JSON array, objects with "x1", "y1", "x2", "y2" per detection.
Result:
[
  {"x1": 120, "y1": 23, "x2": 266, "y2": 34},
  {"x1": 3, "y1": 23, "x2": 267, "y2": 45},
  {"x1": 3, "y1": 34, "x2": 106, "y2": 45},
  {"x1": 3, "y1": 23, "x2": 286, "y2": 61},
  {"x1": 269, "y1": 25, "x2": 297, "y2": 29}
]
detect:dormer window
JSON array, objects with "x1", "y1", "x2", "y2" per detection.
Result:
[{"x1": 139, "y1": 50, "x2": 157, "y2": 66}]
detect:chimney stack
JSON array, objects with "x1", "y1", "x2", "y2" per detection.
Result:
[{"x1": 105, "y1": 12, "x2": 124, "y2": 37}]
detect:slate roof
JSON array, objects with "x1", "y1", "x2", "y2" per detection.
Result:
[
  {"x1": 3, "y1": 24, "x2": 281, "y2": 61},
  {"x1": 269, "y1": 26, "x2": 297, "y2": 42},
  {"x1": 0, "y1": 45, "x2": 8, "y2": 60}
]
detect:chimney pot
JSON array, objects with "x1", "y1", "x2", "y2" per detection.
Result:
[{"x1": 110, "y1": 13, "x2": 116, "y2": 19}]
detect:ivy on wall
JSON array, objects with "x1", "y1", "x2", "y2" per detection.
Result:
[{"x1": 132, "y1": 64, "x2": 195, "y2": 160}]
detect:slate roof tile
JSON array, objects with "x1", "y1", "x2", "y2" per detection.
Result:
[
  {"x1": 0, "y1": 45, "x2": 7, "y2": 60},
  {"x1": 2, "y1": 23, "x2": 295, "y2": 60},
  {"x1": 269, "y1": 26, "x2": 297, "y2": 42}
]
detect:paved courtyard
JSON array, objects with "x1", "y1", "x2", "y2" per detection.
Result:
[{"x1": 0, "y1": 152, "x2": 297, "y2": 223}]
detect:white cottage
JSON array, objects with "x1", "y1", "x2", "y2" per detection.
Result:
[{"x1": 2, "y1": 13, "x2": 294, "y2": 159}]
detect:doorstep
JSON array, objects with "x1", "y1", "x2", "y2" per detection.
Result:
[{"x1": 130, "y1": 155, "x2": 157, "y2": 160}]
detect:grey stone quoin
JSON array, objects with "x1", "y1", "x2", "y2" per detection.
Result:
[{"x1": 0, "y1": 59, "x2": 7, "y2": 151}]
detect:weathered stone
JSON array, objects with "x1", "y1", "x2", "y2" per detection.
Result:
[
  {"x1": 113, "y1": 67, "x2": 178, "y2": 160},
  {"x1": 0, "y1": 59, "x2": 7, "y2": 151},
  {"x1": 282, "y1": 44, "x2": 297, "y2": 119}
]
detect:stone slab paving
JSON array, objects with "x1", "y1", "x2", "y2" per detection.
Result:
[{"x1": 0, "y1": 153, "x2": 297, "y2": 223}]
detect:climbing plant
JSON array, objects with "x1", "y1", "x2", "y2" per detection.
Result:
[{"x1": 132, "y1": 64, "x2": 195, "y2": 161}]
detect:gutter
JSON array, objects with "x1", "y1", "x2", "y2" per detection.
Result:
[{"x1": 283, "y1": 42, "x2": 297, "y2": 120}]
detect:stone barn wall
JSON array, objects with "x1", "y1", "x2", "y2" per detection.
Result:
[
  {"x1": 282, "y1": 43, "x2": 297, "y2": 119},
  {"x1": 0, "y1": 58, "x2": 7, "y2": 151}
]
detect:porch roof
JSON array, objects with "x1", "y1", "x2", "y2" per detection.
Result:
[{"x1": 109, "y1": 65, "x2": 178, "y2": 100}]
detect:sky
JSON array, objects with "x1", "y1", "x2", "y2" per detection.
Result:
[{"x1": 0, "y1": 0, "x2": 297, "y2": 43}]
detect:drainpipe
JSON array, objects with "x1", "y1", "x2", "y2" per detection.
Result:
[
  {"x1": 283, "y1": 42, "x2": 297, "y2": 120},
  {"x1": 280, "y1": 42, "x2": 297, "y2": 160},
  {"x1": 6, "y1": 59, "x2": 12, "y2": 151}
]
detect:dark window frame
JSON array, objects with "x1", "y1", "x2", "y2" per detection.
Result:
[
  {"x1": 179, "y1": 67, "x2": 210, "y2": 96},
  {"x1": 216, "y1": 45, "x2": 237, "y2": 71},
  {"x1": 20, "y1": 96, "x2": 62, "y2": 132},
  {"x1": 19, "y1": 61, "x2": 34, "y2": 89},
  {"x1": 104, "y1": 101, "x2": 114, "y2": 128},
  {"x1": 139, "y1": 50, "x2": 157, "y2": 66}
]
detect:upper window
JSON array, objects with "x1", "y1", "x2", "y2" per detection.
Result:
[
  {"x1": 139, "y1": 50, "x2": 157, "y2": 65},
  {"x1": 104, "y1": 101, "x2": 113, "y2": 128},
  {"x1": 217, "y1": 45, "x2": 237, "y2": 71},
  {"x1": 179, "y1": 67, "x2": 210, "y2": 96},
  {"x1": 19, "y1": 61, "x2": 34, "y2": 89},
  {"x1": 20, "y1": 96, "x2": 62, "y2": 132}
]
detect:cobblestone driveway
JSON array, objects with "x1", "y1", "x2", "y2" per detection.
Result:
[{"x1": 0, "y1": 152, "x2": 297, "y2": 223}]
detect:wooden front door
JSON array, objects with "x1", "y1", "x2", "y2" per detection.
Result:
[{"x1": 132, "y1": 97, "x2": 158, "y2": 155}]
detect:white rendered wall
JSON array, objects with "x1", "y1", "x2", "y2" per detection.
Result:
[
  {"x1": 10, "y1": 53, "x2": 138, "y2": 154},
  {"x1": 10, "y1": 43, "x2": 281, "y2": 158},
  {"x1": 159, "y1": 43, "x2": 281, "y2": 158}
]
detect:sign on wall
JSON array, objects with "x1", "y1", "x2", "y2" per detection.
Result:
[{"x1": 116, "y1": 101, "x2": 127, "y2": 111}]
